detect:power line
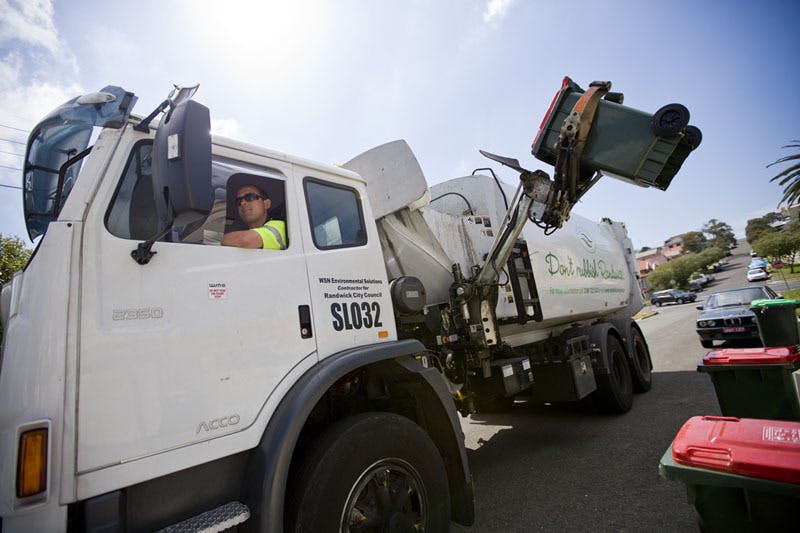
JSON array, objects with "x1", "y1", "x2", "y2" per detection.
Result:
[
  {"x1": 0, "y1": 137, "x2": 25, "y2": 146},
  {"x1": 0, "y1": 183, "x2": 22, "y2": 190},
  {"x1": 0, "y1": 123, "x2": 28, "y2": 133},
  {"x1": 0, "y1": 149, "x2": 23, "y2": 156},
  {"x1": 0, "y1": 164, "x2": 22, "y2": 171}
]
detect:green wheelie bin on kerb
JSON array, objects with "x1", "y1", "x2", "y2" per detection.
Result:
[
  {"x1": 750, "y1": 298, "x2": 800, "y2": 347},
  {"x1": 697, "y1": 346, "x2": 800, "y2": 421},
  {"x1": 659, "y1": 416, "x2": 800, "y2": 532}
]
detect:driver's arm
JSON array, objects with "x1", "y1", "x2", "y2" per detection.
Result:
[{"x1": 222, "y1": 229, "x2": 263, "y2": 248}]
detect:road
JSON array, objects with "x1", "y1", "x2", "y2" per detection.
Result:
[{"x1": 452, "y1": 244, "x2": 763, "y2": 532}]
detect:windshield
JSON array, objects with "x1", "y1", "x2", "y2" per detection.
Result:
[
  {"x1": 23, "y1": 86, "x2": 137, "y2": 240},
  {"x1": 705, "y1": 288, "x2": 768, "y2": 309}
]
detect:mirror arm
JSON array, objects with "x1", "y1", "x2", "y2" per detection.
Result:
[
  {"x1": 133, "y1": 99, "x2": 170, "y2": 133},
  {"x1": 130, "y1": 223, "x2": 173, "y2": 265}
]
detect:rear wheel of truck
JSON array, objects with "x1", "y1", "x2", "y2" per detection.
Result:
[
  {"x1": 595, "y1": 335, "x2": 633, "y2": 413},
  {"x1": 288, "y1": 412, "x2": 450, "y2": 532},
  {"x1": 629, "y1": 329, "x2": 652, "y2": 392}
]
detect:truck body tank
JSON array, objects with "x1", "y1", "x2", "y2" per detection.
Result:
[{"x1": 344, "y1": 140, "x2": 643, "y2": 346}]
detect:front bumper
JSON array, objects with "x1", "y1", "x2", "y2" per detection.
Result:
[{"x1": 696, "y1": 325, "x2": 760, "y2": 343}]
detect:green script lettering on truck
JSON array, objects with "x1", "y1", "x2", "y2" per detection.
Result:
[{"x1": 1, "y1": 78, "x2": 699, "y2": 530}]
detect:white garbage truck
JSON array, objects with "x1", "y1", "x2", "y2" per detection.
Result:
[{"x1": 0, "y1": 80, "x2": 699, "y2": 531}]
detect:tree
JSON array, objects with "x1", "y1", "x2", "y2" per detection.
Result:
[
  {"x1": 753, "y1": 230, "x2": 800, "y2": 273},
  {"x1": 746, "y1": 214, "x2": 779, "y2": 244},
  {"x1": 681, "y1": 231, "x2": 707, "y2": 253},
  {"x1": 0, "y1": 234, "x2": 32, "y2": 342},
  {"x1": 702, "y1": 219, "x2": 736, "y2": 250},
  {"x1": 768, "y1": 140, "x2": 800, "y2": 206},
  {"x1": 0, "y1": 234, "x2": 31, "y2": 286}
]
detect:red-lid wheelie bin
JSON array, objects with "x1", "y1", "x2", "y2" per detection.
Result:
[
  {"x1": 659, "y1": 416, "x2": 800, "y2": 531},
  {"x1": 697, "y1": 346, "x2": 800, "y2": 421}
]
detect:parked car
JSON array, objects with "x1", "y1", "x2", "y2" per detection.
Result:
[
  {"x1": 748, "y1": 258, "x2": 768, "y2": 271},
  {"x1": 747, "y1": 268, "x2": 770, "y2": 282},
  {"x1": 650, "y1": 289, "x2": 697, "y2": 307},
  {"x1": 689, "y1": 272, "x2": 715, "y2": 288},
  {"x1": 695, "y1": 285, "x2": 781, "y2": 348}
]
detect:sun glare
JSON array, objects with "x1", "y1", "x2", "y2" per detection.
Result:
[{"x1": 191, "y1": 0, "x2": 325, "y2": 72}]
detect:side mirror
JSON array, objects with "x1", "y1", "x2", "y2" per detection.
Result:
[
  {"x1": 152, "y1": 99, "x2": 212, "y2": 228},
  {"x1": 131, "y1": 98, "x2": 212, "y2": 265}
]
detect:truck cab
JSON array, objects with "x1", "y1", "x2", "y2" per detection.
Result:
[{"x1": 1, "y1": 87, "x2": 472, "y2": 531}]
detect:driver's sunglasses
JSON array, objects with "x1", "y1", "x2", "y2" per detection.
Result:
[{"x1": 235, "y1": 193, "x2": 265, "y2": 205}]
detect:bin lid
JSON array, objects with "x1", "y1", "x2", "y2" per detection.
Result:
[
  {"x1": 750, "y1": 298, "x2": 800, "y2": 308},
  {"x1": 672, "y1": 416, "x2": 800, "y2": 484},
  {"x1": 702, "y1": 346, "x2": 800, "y2": 365}
]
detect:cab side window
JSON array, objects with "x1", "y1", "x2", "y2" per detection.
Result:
[
  {"x1": 304, "y1": 178, "x2": 366, "y2": 249},
  {"x1": 106, "y1": 141, "x2": 158, "y2": 240}
]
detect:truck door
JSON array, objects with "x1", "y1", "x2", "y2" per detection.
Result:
[
  {"x1": 76, "y1": 138, "x2": 316, "y2": 474},
  {"x1": 294, "y1": 168, "x2": 397, "y2": 359}
]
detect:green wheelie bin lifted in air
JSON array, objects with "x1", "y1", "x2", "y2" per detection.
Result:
[{"x1": 531, "y1": 77, "x2": 701, "y2": 191}]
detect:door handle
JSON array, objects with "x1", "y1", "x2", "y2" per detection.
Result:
[{"x1": 298, "y1": 305, "x2": 313, "y2": 339}]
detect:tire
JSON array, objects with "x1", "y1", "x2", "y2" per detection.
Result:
[
  {"x1": 629, "y1": 329, "x2": 653, "y2": 393},
  {"x1": 700, "y1": 340, "x2": 713, "y2": 349},
  {"x1": 651, "y1": 103, "x2": 690, "y2": 136},
  {"x1": 594, "y1": 335, "x2": 634, "y2": 413},
  {"x1": 683, "y1": 125, "x2": 703, "y2": 149},
  {"x1": 677, "y1": 298, "x2": 684, "y2": 304},
  {"x1": 288, "y1": 412, "x2": 450, "y2": 533},
  {"x1": 655, "y1": 301, "x2": 662, "y2": 307}
]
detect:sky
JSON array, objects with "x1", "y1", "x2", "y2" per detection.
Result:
[{"x1": 1, "y1": 0, "x2": 799, "y2": 251}]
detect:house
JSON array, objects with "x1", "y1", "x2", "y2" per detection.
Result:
[
  {"x1": 662, "y1": 235, "x2": 684, "y2": 258},
  {"x1": 636, "y1": 247, "x2": 668, "y2": 276}
]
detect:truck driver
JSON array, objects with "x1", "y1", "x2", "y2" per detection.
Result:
[{"x1": 221, "y1": 183, "x2": 287, "y2": 249}]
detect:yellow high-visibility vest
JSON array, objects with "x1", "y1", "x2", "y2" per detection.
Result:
[{"x1": 253, "y1": 220, "x2": 286, "y2": 250}]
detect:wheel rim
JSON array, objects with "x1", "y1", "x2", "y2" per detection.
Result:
[{"x1": 341, "y1": 458, "x2": 427, "y2": 532}]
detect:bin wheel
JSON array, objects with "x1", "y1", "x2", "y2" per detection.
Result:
[
  {"x1": 629, "y1": 329, "x2": 652, "y2": 393},
  {"x1": 683, "y1": 125, "x2": 703, "y2": 150},
  {"x1": 700, "y1": 340, "x2": 713, "y2": 349},
  {"x1": 288, "y1": 412, "x2": 450, "y2": 532},
  {"x1": 651, "y1": 103, "x2": 690, "y2": 136},
  {"x1": 594, "y1": 335, "x2": 633, "y2": 413}
]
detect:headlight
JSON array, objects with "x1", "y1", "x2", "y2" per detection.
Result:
[
  {"x1": 698, "y1": 321, "x2": 706, "y2": 327},
  {"x1": 707, "y1": 320, "x2": 716, "y2": 327}
]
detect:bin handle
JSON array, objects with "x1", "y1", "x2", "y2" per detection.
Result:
[{"x1": 675, "y1": 445, "x2": 732, "y2": 469}]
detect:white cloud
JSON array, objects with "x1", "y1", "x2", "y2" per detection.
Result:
[
  {"x1": 211, "y1": 118, "x2": 241, "y2": 139},
  {"x1": 483, "y1": 0, "x2": 515, "y2": 24},
  {"x1": 0, "y1": 0, "x2": 59, "y2": 54}
]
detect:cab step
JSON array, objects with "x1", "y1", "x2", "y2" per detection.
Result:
[{"x1": 157, "y1": 501, "x2": 250, "y2": 533}]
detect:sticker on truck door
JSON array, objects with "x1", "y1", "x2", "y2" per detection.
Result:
[{"x1": 317, "y1": 277, "x2": 385, "y2": 331}]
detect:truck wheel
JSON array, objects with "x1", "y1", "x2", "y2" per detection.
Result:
[
  {"x1": 650, "y1": 103, "x2": 690, "y2": 136},
  {"x1": 289, "y1": 412, "x2": 450, "y2": 533},
  {"x1": 595, "y1": 336, "x2": 633, "y2": 413},
  {"x1": 700, "y1": 340, "x2": 713, "y2": 349},
  {"x1": 629, "y1": 329, "x2": 652, "y2": 393}
]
